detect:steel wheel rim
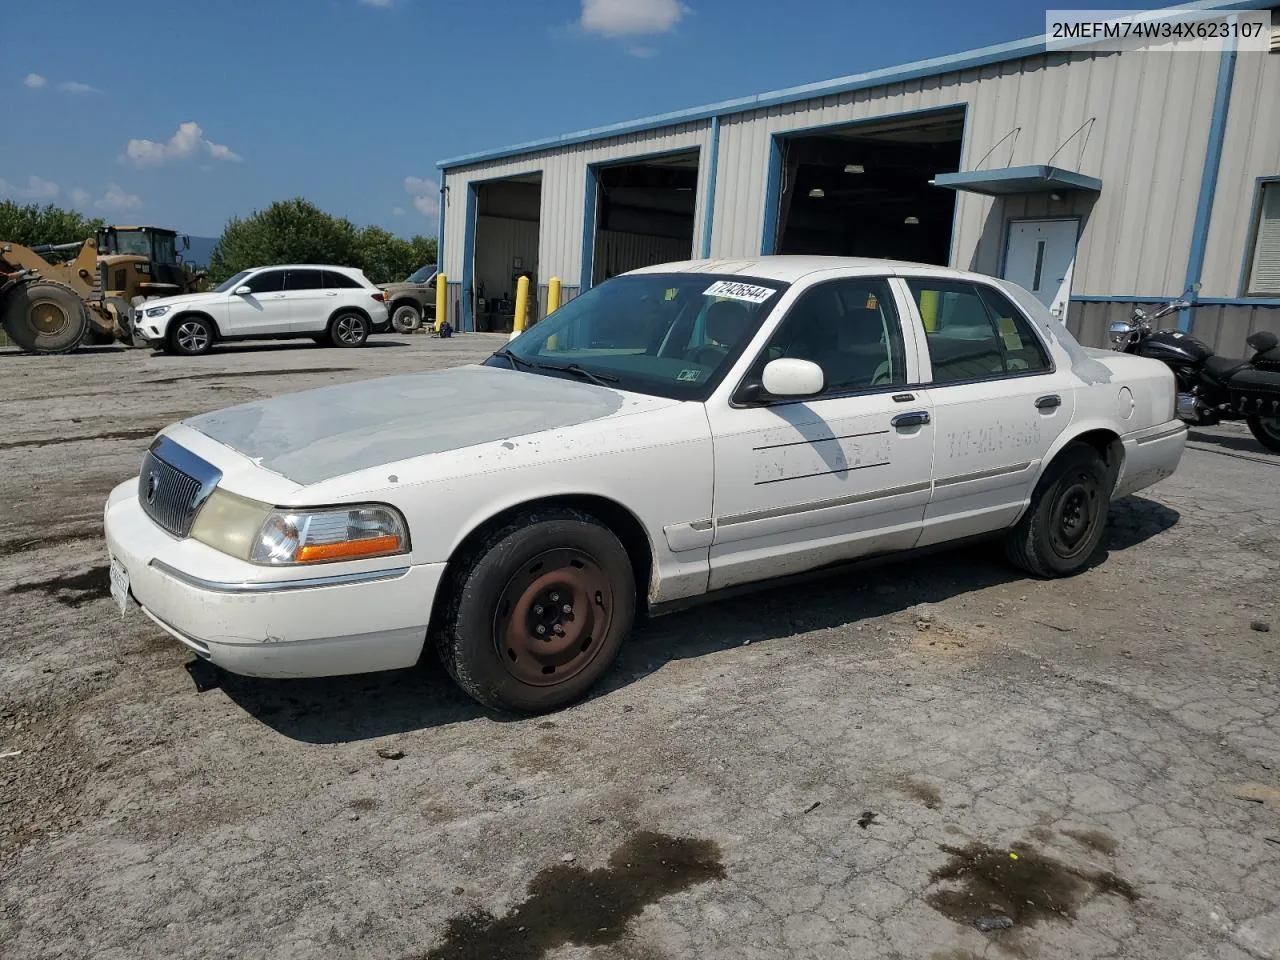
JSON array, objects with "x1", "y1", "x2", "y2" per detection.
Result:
[
  {"x1": 30, "y1": 299, "x2": 69, "y2": 336},
  {"x1": 176, "y1": 321, "x2": 209, "y2": 352},
  {"x1": 337, "y1": 316, "x2": 365, "y2": 343},
  {"x1": 493, "y1": 548, "x2": 614, "y2": 687},
  {"x1": 1048, "y1": 471, "x2": 1101, "y2": 560}
]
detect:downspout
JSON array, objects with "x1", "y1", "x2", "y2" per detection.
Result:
[{"x1": 1181, "y1": 18, "x2": 1237, "y2": 333}]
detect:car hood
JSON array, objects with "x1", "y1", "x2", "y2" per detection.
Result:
[
  {"x1": 182, "y1": 364, "x2": 677, "y2": 485},
  {"x1": 141, "y1": 290, "x2": 219, "y2": 312}
]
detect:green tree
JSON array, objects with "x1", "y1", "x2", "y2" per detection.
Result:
[
  {"x1": 354, "y1": 226, "x2": 438, "y2": 284},
  {"x1": 208, "y1": 198, "x2": 358, "y2": 282},
  {"x1": 0, "y1": 200, "x2": 105, "y2": 247}
]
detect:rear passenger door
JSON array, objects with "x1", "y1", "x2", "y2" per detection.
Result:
[
  {"x1": 283, "y1": 269, "x2": 330, "y2": 333},
  {"x1": 902, "y1": 276, "x2": 1076, "y2": 546}
]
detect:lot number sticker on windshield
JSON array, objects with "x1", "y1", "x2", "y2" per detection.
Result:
[{"x1": 703, "y1": 280, "x2": 774, "y2": 304}]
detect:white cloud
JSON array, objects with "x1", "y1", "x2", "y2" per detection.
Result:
[
  {"x1": 58, "y1": 81, "x2": 99, "y2": 94},
  {"x1": 404, "y1": 176, "x2": 440, "y2": 218},
  {"x1": 96, "y1": 183, "x2": 143, "y2": 212},
  {"x1": 629, "y1": 46, "x2": 660, "y2": 58},
  {"x1": 69, "y1": 187, "x2": 91, "y2": 206},
  {"x1": 392, "y1": 206, "x2": 406, "y2": 217},
  {"x1": 24, "y1": 73, "x2": 46, "y2": 89},
  {"x1": 0, "y1": 174, "x2": 60, "y2": 200},
  {"x1": 580, "y1": 0, "x2": 686, "y2": 37},
  {"x1": 124, "y1": 121, "x2": 241, "y2": 165},
  {"x1": 359, "y1": 0, "x2": 396, "y2": 6}
]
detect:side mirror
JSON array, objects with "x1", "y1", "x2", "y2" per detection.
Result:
[
  {"x1": 761, "y1": 358, "x2": 825, "y2": 397},
  {"x1": 234, "y1": 285, "x2": 252, "y2": 296}
]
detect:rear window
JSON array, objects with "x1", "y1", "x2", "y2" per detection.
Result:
[{"x1": 323, "y1": 270, "x2": 362, "y2": 289}]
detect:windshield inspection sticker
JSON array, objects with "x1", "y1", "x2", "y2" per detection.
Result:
[
  {"x1": 702, "y1": 280, "x2": 774, "y2": 304},
  {"x1": 677, "y1": 369, "x2": 702, "y2": 382}
]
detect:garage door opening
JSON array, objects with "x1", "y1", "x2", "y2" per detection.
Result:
[
  {"x1": 472, "y1": 174, "x2": 541, "y2": 333},
  {"x1": 589, "y1": 152, "x2": 699, "y2": 287},
  {"x1": 770, "y1": 110, "x2": 964, "y2": 265}
]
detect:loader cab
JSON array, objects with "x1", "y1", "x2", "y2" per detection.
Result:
[{"x1": 95, "y1": 226, "x2": 199, "y2": 300}]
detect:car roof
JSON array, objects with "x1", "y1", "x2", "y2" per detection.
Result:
[
  {"x1": 247, "y1": 264, "x2": 365, "y2": 273},
  {"x1": 626, "y1": 256, "x2": 994, "y2": 285}
]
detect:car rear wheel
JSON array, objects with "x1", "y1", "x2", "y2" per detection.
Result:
[
  {"x1": 391, "y1": 304, "x2": 421, "y2": 334},
  {"x1": 434, "y1": 507, "x2": 635, "y2": 713},
  {"x1": 329, "y1": 312, "x2": 369, "y2": 348},
  {"x1": 1246, "y1": 416, "x2": 1280, "y2": 453},
  {"x1": 1005, "y1": 443, "x2": 1110, "y2": 578},
  {"x1": 168, "y1": 316, "x2": 213, "y2": 356}
]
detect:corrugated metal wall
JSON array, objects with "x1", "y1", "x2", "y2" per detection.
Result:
[
  {"x1": 592, "y1": 230, "x2": 692, "y2": 284},
  {"x1": 442, "y1": 122, "x2": 712, "y2": 288},
  {"x1": 710, "y1": 49, "x2": 1221, "y2": 298},
  {"x1": 1202, "y1": 47, "x2": 1280, "y2": 298},
  {"x1": 473, "y1": 216, "x2": 539, "y2": 303}
]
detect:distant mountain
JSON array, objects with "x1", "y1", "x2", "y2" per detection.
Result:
[{"x1": 184, "y1": 235, "x2": 218, "y2": 268}]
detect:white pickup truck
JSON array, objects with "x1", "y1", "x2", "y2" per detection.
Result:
[{"x1": 104, "y1": 257, "x2": 1187, "y2": 713}]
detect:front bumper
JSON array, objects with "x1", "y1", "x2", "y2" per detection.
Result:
[
  {"x1": 103, "y1": 480, "x2": 444, "y2": 678},
  {"x1": 1114, "y1": 420, "x2": 1187, "y2": 498}
]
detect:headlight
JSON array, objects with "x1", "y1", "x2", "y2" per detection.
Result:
[
  {"x1": 145, "y1": 304, "x2": 171, "y2": 318},
  {"x1": 189, "y1": 490, "x2": 410, "y2": 565}
]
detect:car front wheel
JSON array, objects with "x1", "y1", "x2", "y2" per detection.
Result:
[
  {"x1": 1005, "y1": 443, "x2": 1110, "y2": 578},
  {"x1": 329, "y1": 312, "x2": 369, "y2": 348},
  {"x1": 435, "y1": 507, "x2": 635, "y2": 713},
  {"x1": 168, "y1": 316, "x2": 214, "y2": 356}
]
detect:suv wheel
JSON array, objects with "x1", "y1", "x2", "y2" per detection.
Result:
[
  {"x1": 168, "y1": 316, "x2": 214, "y2": 356},
  {"x1": 329, "y1": 312, "x2": 369, "y2": 348}
]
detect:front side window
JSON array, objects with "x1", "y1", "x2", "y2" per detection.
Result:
[
  {"x1": 151, "y1": 233, "x2": 177, "y2": 265},
  {"x1": 486, "y1": 273, "x2": 788, "y2": 400},
  {"x1": 749, "y1": 277, "x2": 907, "y2": 395},
  {"x1": 245, "y1": 270, "x2": 286, "y2": 294},
  {"x1": 214, "y1": 270, "x2": 251, "y2": 293},
  {"x1": 285, "y1": 269, "x2": 325, "y2": 291},
  {"x1": 906, "y1": 278, "x2": 1049, "y2": 383}
]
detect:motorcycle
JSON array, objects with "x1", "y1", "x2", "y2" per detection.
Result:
[{"x1": 1109, "y1": 294, "x2": 1280, "y2": 453}]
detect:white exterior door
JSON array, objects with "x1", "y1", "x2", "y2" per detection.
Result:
[
  {"x1": 1003, "y1": 219, "x2": 1078, "y2": 320},
  {"x1": 704, "y1": 275, "x2": 934, "y2": 591},
  {"x1": 225, "y1": 268, "x2": 292, "y2": 335}
]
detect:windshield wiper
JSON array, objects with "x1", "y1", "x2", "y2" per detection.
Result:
[
  {"x1": 539, "y1": 362, "x2": 619, "y2": 386},
  {"x1": 492, "y1": 347, "x2": 534, "y2": 371}
]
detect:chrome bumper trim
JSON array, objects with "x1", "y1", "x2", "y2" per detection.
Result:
[{"x1": 149, "y1": 559, "x2": 411, "y2": 594}]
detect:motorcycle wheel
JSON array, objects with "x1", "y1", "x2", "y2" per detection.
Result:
[{"x1": 1246, "y1": 416, "x2": 1280, "y2": 453}]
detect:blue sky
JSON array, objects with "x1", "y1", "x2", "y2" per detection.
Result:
[{"x1": 0, "y1": 0, "x2": 1051, "y2": 239}]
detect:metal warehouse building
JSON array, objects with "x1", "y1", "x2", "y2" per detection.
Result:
[{"x1": 438, "y1": 0, "x2": 1280, "y2": 356}]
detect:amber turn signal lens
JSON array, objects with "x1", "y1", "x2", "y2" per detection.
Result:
[{"x1": 295, "y1": 535, "x2": 403, "y2": 563}]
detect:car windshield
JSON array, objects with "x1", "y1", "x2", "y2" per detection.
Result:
[
  {"x1": 406, "y1": 265, "x2": 436, "y2": 284},
  {"x1": 213, "y1": 270, "x2": 251, "y2": 293},
  {"x1": 485, "y1": 272, "x2": 788, "y2": 400}
]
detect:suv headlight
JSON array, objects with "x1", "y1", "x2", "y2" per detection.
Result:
[
  {"x1": 189, "y1": 489, "x2": 410, "y2": 565},
  {"x1": 145, "y1": 304, "x2": 171, "y2": 318}
]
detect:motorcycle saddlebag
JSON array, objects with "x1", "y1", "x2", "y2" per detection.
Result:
[{"x1": 1229, "y1": 367, "x2": 1280, "y2": 416}]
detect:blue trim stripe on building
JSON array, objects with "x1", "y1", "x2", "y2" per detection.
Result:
[
  {"x1": 580, "y1": 165, "x2": 598, "y2": 292},
  {"x1": 701, "y1": 117, "x2": 721, "y2": 259},
  {"x1": 461, "y1": 184, "x2": 477, "y2": 332},
  {"x1": 760, "y1": 135, "x2": 785, "y2": 255},
  {"x1": 436, "y1": 0, "x2": 1270, "y2": 171},
  {"x1": 1180, "y1": 17, "x2": 1239, "y2": 332}
]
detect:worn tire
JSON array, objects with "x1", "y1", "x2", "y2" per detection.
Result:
[
  {"x1": 391, "y1": 303, "x2": 421, "y2": 334},
  {"x1": 329, "y1": 311, "x2": 369, "y2": 348},
  {"x1": 167, "y1": 315, "x2": 214, "y2": 356},
  {"x1": 434, "y1": 507, "x2": 635, "y2": 713},
  {"x1": 2, "y1": 280, "x2": 88, "y2": 354},
  {"x1": 1246, "y1": 416, "x2": 1280, "y2": 454},
  {"x1": 1005, "y1": 443, "x2": 1110, "y2": 578}
]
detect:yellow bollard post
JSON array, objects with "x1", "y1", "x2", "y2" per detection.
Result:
[
  {"x1": 919, "y1": 288, "x2": 939, "y2": 332},
  {"x1": 434, "y1": 273, "x2": 447, "y2": 334},
  {"x1": 511, "y1": 274, "x2": 530, "y2": 339},
  {"x1": 546, "y1": 277, "x2": 561, "y2": 350}
]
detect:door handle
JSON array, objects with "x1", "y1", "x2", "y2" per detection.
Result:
[
  {"x1": 325, "y1": 292, "x2": 338, "y2": 297},
  {"x1": 891, "y1": 411, "x2": 931, "y2": 429},
  {"x1": 1035, "y1": 395, "x2": 1062, "y2": 411}
]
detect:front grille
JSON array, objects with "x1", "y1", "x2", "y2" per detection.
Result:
[{"x1": 138, "y1": 437, "x2": 222, "y2": 538}]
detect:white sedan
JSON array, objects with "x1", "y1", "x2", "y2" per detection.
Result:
[{"x1": 104, "y1": 257, "x2": 1187, "y2": 712}]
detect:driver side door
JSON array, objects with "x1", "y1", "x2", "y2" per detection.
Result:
[
  {"x1": 703, "y1": 275, "x2": 935, "y2": 591},
  {"x1": 224, "y1": 268, "x2": 291, "y2": 337}
]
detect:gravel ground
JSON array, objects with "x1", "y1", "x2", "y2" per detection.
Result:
[{"x1": 1, "y1": 334, "x2": 1277, "y2": 960}]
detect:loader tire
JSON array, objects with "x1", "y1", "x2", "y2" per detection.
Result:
[{"x1": 2, "y1": 281, "x2": 89, "y2": 354}]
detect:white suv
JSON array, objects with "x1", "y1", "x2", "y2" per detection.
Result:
[{"x1": 132, "y1": 264, "x2": 390, "y2": 355}]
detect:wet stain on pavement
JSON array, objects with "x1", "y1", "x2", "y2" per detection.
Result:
[
  {"x1": 0, "y1": 528, "x2": 99, "y2": 557},
  {"x1": 146, "y1": 367, "x2": 355, "y2": 385},
  {"x1": 420, "y1": 831, "x2": 724, "y2": 960},
  {"x1": 0, "y1": 427, "x2": 163, "y2": 451},
  {"x1": 896, "y1": 776, "x2": 942, "y2": 809},
  {"x1": 926, "y1": 842, "x2": 1137, "y2": 929},
  {"x1": 349, "y1": 798, "x2": 379, "y2": 812},
  {"x1": 8, "y1": 564, "x2": 110, "y2": 607},
  {"x1": 1061, "y1": 828, "x2": 1119, "y2": 856}
]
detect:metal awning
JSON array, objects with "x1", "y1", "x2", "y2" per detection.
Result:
[{"x1": 930, "y1": 164, "x2": 1102, "y2": 197}]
